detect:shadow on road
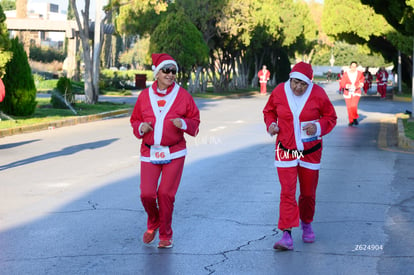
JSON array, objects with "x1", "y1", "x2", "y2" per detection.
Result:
[
  {"x1": 0, "y1": 138, "x2": 119, "y2": 171},
  {"x1": 0, "y1": 139, "x2": 41, "y2": 150}
]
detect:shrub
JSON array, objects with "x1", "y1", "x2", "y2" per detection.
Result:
[
  {"x1": 1, "y1": 37, "x2": 37, "y2": 116},
  {"x1": 29, "y1": 45, "x2": 66, "y2": 63},
  {"x1": 51, "y1": 76, "x2": 75, "y2": 109}
]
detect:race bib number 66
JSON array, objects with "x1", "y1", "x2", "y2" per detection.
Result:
[{"x1": 150, "y1": 145, "x2": 171, "y2": 164}]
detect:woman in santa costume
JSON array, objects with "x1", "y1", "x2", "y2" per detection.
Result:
[
  {"x1": 130, "y1": 53, "x2": 200, "y2": 248},
  {"x1": 263, "y1": 62, "x2": 337, "y2": 251},
  {"x1": 340, "y1": 61, "x2": 365, "y2": 126}
]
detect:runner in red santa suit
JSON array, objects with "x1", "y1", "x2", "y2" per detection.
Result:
[
  {"x1": 363, "y1": 67, "x2": 373, "y2": 94},
  {"x1": 263, "y1": 62, "x2": 337, "y2": 251},
  {"x1": 375, "y1": 67, "x2": 388, "y2": 99},
  {"x1": 130, "y1": 53, "x2": 200, "y2": 249},
  {"x1": 340, "y1": 61, "x2": 365, "y2": 126},
  {"x1": 258, "y1": 65, "x2": 271, "y2": 95}
]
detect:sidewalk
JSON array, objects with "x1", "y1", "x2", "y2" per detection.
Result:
[{"x1": 0, "y1": 108, "x2": 131, "y2": 138}]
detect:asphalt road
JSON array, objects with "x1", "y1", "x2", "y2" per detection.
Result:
[{"x1": 0, "y1": 82, "x2": 413, "y2": 275}]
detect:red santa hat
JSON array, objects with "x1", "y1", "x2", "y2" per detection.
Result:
[
  {"x1": 289, "y1": 62, "x2": 313, "y2": 85},
  {"x1": 151, "y1": 53, "x2": 178, "y2": 79}
]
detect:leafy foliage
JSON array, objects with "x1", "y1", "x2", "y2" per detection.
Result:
[
  {"x1": 29, "y1": 45, "x2": 66, "y2": 63},
  {"x1": 119, "y1": 35, "x2": 151, "y2": 69},
  {"x1": 0, "y1": 4, "x2": 12, "y2": 77},
  {"x1": 149, "y1": 8, "x2": 209, "y2": 85},
  {"x1": 312, "y1": 41, "x2": 388, "y2": 66},
  {"x1": 1, "y1": 38, "x2": 37, "y2": 116},
  {"x1": 361, "y1": 0, "x2": 414, "y2": 36},
  {"x1": 0, "y1": 0, "x2": 16, "y2": 11},
  {"x1": 116, "y1": 0, "x2": 168, "y2": 36}
]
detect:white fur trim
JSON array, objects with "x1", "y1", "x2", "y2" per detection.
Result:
[
  {"x1": 284, "y1": 81, "x2": 313, "y2": 151},
  {"x1": 274, "y1": 159, "x2": 298, "y2": 167},
  {"x1": 290, "y1": 71, "x2": 311, "y2": 85},
  {"x1": 299, "y1": 160, "x2": 320, "y2": 170}
]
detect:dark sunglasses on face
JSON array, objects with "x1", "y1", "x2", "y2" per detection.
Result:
[{"x1": 161, "y1": 67, "x2": 177, "y2": 75}]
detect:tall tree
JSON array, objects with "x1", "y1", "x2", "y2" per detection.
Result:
[
  {"x1": 149, "y1": 8, "x2": 209, "y2": 90},
  {"x1": 0, "y1": 4, "x2": 12, "y2": 77}
]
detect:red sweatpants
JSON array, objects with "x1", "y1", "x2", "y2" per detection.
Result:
[
  {"x1": 140, "y1": 157, "x2": 185, "y2": 240},
  {"x1": 363, "y1": 82, "x2": 370, "y2": 94},
  {"x1": 260, "y1": 83, "x2": 267, "y2": 94},
  {"x1": 377, "y1": 84, "x2": 387, "y2": 98},
  {"x1": 344, "y1": 95, "x2": 360, "y2": 123},
  {"x1": 277, "y1": 166, "x2": 319, "y2": 230}
]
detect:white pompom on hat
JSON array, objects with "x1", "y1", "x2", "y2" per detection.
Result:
[
  {"x1": 151, "y1": 53, "x2": 178, "y2": 79},
  {"x1": 289, "y1": 62, "x2": 313, "y2": 85}
]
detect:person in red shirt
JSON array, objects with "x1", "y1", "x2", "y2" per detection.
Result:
[
  {"x1": 340, "y1": 61, "x2": 365, "y2": 126},
  {"x1": 375, "y1": 67, "x2": 388, "y2": 99},
  {"x1": 130, "y1": 53, "x2": 200, "y2": 249},
  {"x1": 258, "y1": 65, "x2": 271, "y2": 95},
  {"x1": 263, "y1": 62, "x2": 337, "y2": 251},
  {"x1": 0, "y1": 78, "x2": 5, "y2": 103},
  {"x1": 337, "y1": 70, "x2": 344, "y2": 94}
]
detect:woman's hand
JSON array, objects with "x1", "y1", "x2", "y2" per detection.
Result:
[
  {"x1": 303, "y1": 123, "x2": 317, "y2": 136},
  {"x1": 141, "y1": 122, "x2": 153, "y2": 134},
  {"x1": 171, "y1": 118, "x2": 183, "y2": 129},
  {"x1": 268, "y1": 123, "x2": 280, "y2": 136}
]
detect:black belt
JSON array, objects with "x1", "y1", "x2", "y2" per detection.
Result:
[
  {"x1": 278, "y1": 142, "x2": 321, "y2": 156},
  {"x1": 144, "y1": 141, "x2": 180, "y2": 148}
]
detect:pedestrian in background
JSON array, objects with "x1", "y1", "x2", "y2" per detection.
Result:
[
  {"x1": 376, "y1": 67, "x2": 388, "y2": 99},
  {"x1": 363, "y1": 67, "x2": 373, "y2": 94},
  {"x1": 258, "y1": 65, "x2": 271, "y2": 95},
  {"x1": 130, "y1": 53, "x2": 200, "y2": 248},
  {"x1": 263, "y1": 62, "x2": 337, "y2": 251},
  {"x1": 326, "y1": 69, "x2": 332, "y2": 82},
  {"x1": 340, "y1": 61, "x2": 365, "y2": 126},
  {"x1": 337, "y1": 70, "x2": 344, "y2": 94}
]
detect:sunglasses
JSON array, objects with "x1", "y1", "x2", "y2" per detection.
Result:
[{"x1": 161, "y1": 67, "x2": 177, "y2": 75}]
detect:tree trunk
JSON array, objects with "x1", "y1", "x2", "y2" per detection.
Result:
[
  {"x1": 70, "y1": 0, "x2": 107, "y2": 104},
  {"x1": 193, "y1": 66, "x2": 203, "y2": 93}
]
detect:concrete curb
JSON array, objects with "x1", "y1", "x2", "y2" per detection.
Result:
[
  {"x1": 396, "y1": 114, "x2": 414, "y2": 149},
  {"x1": 0, "y1": 108, "x2": 132, "y2": 138},
  {"x1": 393, "y1": 96, "x2": 412, "y2": 102}
]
